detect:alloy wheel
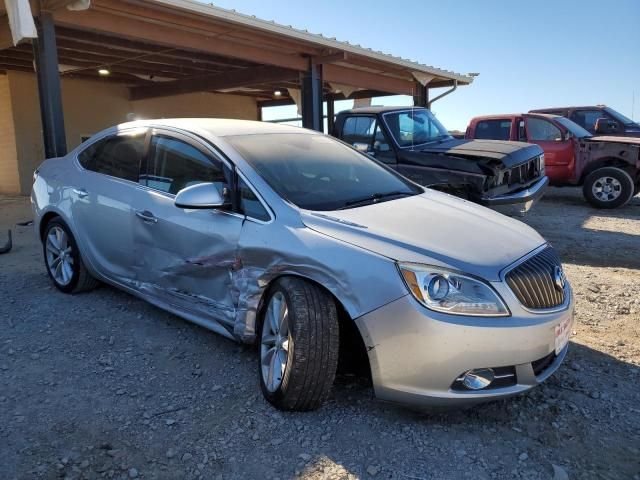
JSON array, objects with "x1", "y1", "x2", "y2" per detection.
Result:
[
  {"x1": 45, "y1": 226, "x2": 75, "y2": 286},
  {"x1": 592, "y1": 176, "x2": 622, "y2": 202},
  {"x1": 260, "y1": 291, "x2": 291, "y2": 392}
]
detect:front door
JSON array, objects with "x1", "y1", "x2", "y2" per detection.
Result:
[
  {"x1": 522, "y1": 116, "x2": 575, "y2": 184},
  {"x1": 132, "y1": 130, "x2": 243, "y2": 332}
]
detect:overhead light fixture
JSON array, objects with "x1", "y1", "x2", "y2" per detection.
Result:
[
  {"x1": 273, "y1": 90, "x2": 282, "y2": 97},
  {"x1": 98, "y1": 68, "x2": 110, "y2": 76}
]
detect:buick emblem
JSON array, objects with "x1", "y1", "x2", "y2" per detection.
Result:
[{"x1": 553, "y1": 266, "x2": 566, "y2": 291}]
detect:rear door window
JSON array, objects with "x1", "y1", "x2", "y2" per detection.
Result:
[
  {"x1": 79, "y1": 133, "x2": 145, "y2": 182},
  {"x1": 474, "y1": 119, "x2": 512, "y2": 140},
  {"x1": 142, "y1": 134, "x2": 229, "y2": 196}
]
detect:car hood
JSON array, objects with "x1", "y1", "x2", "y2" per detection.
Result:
[
  {"x1": 414, "y1": 138, "x2": 542, "y2": 168},
  {"x1": 588, "y1": 135, "x2": 640, "y2": 146},
  {"x1": 300, "y1": 190, "x2": 545, "y2": 281}
]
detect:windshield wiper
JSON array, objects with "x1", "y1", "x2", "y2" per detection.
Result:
[{"x1": 338, "y1": 191, "x2": 414, "y2": 209}]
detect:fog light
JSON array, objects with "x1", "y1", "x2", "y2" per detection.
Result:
[{"x1": 461, "y1": 368, "x2": 495, "y2": 390}]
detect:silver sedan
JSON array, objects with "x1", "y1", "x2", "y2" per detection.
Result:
[{"x1": 31, "y1": 119, "x2": 574, "y2": 411}]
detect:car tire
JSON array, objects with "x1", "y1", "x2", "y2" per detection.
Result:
[
  {"x1": 258, "y1": 277, "x2": 339, "y2": 411},
  {"x1": 43, "y1": 218, "x2": 99, "y2": 294},
  {"x1": 582, "y1": 167, "x2": 635, "y2": 209}
]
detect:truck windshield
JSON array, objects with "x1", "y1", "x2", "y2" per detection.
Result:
[
  {"x1": 604, "y1": 107, "x2": 637, "y2": 126},
  {"x1": 554, "y1": 117, "x2": 592, "y2": 139},
  {"x1": 226, "y1": 133, "x2": 422, "y2": 211},
  {"x1": 383, "y1": 109, "x2": 451, "y2": 148}
]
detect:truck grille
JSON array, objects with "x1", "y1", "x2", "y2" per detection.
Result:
[
  {"x1": 504, "y1": 156, "x2": 542, "y2": 186},
  {"x1": 505, "y1": 247, "x2": 566, "y2": 309}
]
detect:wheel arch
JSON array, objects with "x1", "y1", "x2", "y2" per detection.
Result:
[
  {"x1": 579, "y1": 156, "x2": 637, "y2": 185},
  {"x1": 256, "y1": 273, "x2": 372, "y2": 379}
]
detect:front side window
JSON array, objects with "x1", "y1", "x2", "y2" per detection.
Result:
[
  {"x1": 79, "y1": 133, "x2": 145, "y2": 182},
  {"x1": 384, "y1": 109, "x2": 450, "y2": 148},
  {"x1": 526, "y1": 118, "x2": 563, "y2": 141},
  {"x1": 474, "y1": 119, "x2": 512, "y2": 140},
  {"x1": 570, "y1": 110, "x2": 610, "y2": 133},
  {"x1": 142, "y1": 135, "x2": 228, "y2": 196},
  {"x1": 226, "y1": 133, "x2": 421, "y2": 211}
]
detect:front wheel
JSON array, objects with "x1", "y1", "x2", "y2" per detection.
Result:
[
  {"x1": 582, "y1": 167, "x2": 634, "y2": 209},
  {"x1": 258, "y1": 277, "x2": 339, "y2": 411},
  {"x1": 43, "y1": 219, "x2": 99, "y2": 293}
]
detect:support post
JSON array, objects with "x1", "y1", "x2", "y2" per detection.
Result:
[
  {"x1": 300, "y1": 60, "x2": 323, "y2": 131},
  {"x1": 33, "y1": 12, "x2": 67, "y2": 158},
  {"x1": 413, "y1": 83, "x2": 429, "y2": 108},
  {"x1": 326, "y1": 94, "x2": 335, "y2": 135}
]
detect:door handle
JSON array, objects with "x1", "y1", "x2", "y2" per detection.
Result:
[
  {"x1": 73, "y1": 188, "x2": 88, "y2": 198},
  {"x1": 135, "y1": 210, "x2": 158, "y2": 223}
]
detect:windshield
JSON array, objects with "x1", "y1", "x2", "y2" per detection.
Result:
[
  {"x1": 554, "y1": 116, "x2": 592, "y2": 138},
  {"x1": 226, "y1": 133, "x2": 422, "y2": 211},
  {"x1": 604, "y1": 107, "x2": 637, "y2": 126},
  {"x1": 383, "y1": 109, "x2": 451, "y2": 148}
]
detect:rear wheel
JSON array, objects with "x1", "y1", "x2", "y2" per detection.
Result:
[
  {"x1": 582, "y1": 167, "x2": 634, "y2": 208},
  {"x1": 258, "y1": 277, "x2": 339, "y2": 411},
  {"x1": 43, "y1": 219, "x2": 99, "y2": 293}
]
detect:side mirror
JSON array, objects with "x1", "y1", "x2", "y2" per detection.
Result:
[
  {"x1": 352, "y1": 142, "x2": 371, "y2": 152},
  {"x1": 594, "y1": 117, "x2": 619, "y2": 134},
  {"x1": 175, "y1": 182, "x2": 229, "y2": 209}
]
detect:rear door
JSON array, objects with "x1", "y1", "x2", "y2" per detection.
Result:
[
  {"x1": 72, "y1": 129, "x2": 147, "y2": 284},
  {"x1": 522, "y1": 116, "x2": 574, "y2": 183},
  {"x1": 132, "y1": 128, "x2": 243, "y2": 331}
]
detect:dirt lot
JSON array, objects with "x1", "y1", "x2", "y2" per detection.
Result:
[{"x1": 0, "y1": 188, "x2": 639, "y2": 480}]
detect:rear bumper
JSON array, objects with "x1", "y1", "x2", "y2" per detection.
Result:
[
  {"x1": 480, "y1": 175, "x2": 549, "y2": 213},
  {"x1": 355, "y1": 290, "x2": 574, "y2": 409}
]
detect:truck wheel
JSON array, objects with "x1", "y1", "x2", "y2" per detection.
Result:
[
  {"x1": 43, "y1": 218, "x2": 100, "y2": 293},
  {"x1": 582, "y1": 167, "x2": 634, "y2": 208},
  {"x1": 258, "y1": 277, "x2": 339, "y2": 411}
]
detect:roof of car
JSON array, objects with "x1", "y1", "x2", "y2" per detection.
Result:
[
  {"x1": 114, "y1": 118, "x2": 312, "y2": 137},
  {"x1": 471, "y1": 113, "x2": 561, "y2": 121},
  {"x1": 530, "y1": 106, "x2": 607, "y2": 112},
  {"x1": 337, "y1": 106, "x2": 429, "y2": 115}
]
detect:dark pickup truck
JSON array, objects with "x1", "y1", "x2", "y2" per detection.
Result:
[
  {"x1": 332, "y1": 107, "x2": 548, "y2": 214},
  {"x1": 530, "y1": 105, "x2": 640, "y2": 137}
]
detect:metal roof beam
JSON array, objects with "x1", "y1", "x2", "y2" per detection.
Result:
[
  {"x1": 53, "y1": 8, "x2": 309, "y2": 71},
  {"x1": 129, "y1": 65, "x2": 299, "y2": 100}
]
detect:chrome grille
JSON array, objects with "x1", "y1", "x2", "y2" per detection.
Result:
[
  {"x1": 505, "y1": 247, "x2": 565, "y2": 309},
  {"x1": 504, "y1": 156, "x2": 542, "y2": 186}
]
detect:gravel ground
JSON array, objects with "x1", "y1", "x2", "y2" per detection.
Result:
[{"x1": 0, "y1": 188, "x2": 639, "y2": 480}]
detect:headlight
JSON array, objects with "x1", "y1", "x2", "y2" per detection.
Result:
[{"x1": 398, "y1": 263, "x2": 510, "y2": 317}]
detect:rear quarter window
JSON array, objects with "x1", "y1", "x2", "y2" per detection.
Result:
[{"x1": 474, "y1": 120, "x2": 512, "y2": 140}]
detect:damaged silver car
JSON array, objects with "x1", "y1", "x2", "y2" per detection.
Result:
[{"x1": 32, "y1": 119, "x2": 574, "y2": 411}]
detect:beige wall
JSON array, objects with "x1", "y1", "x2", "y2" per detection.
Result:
[
  {"x1": 0, "y1": 74, "x2": 20, "y2": 194},
  {"x1": 1, "y1": 71, "x2": 258, "y2": 194}
]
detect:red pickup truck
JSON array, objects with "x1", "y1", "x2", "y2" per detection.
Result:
[{"x1": 466, "y1": 113, "x2": 640, "y2": 208}]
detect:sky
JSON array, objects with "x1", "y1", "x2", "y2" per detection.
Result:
[{"x1": 212, "y1": 0, "x2": 640, "y2": 131}]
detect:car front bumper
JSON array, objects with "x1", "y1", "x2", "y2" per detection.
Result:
[
  {"x1": 480, "y1": 175, "x2": 549, "y2": 215},
  {"x1": 355, "y1": 288, "x2": 574, "y2": 408}
]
